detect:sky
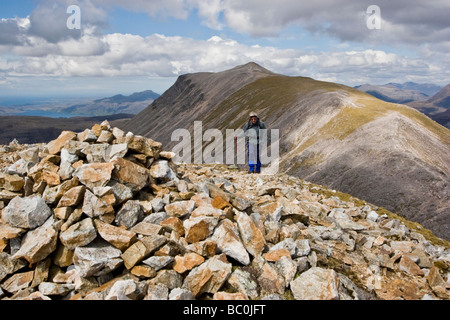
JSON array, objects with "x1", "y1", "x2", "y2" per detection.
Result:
[{"x1": 0, "y1": 0, "x2": 449, "y2": 101}]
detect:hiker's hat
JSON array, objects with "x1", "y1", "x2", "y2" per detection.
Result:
[{"x1": 249, "y1": 112, "x2": 258, "y2": 118}]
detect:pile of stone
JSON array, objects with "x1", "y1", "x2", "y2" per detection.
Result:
[
  {"x1": 178, "y1": 164, "x2": 450, "y2": 300},
  {"x1": 0, "y1": 122, "x2": 449, "y2": 300}
]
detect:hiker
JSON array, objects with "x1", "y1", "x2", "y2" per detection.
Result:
[{"x1": 235, "y1": 112, "x2": 267, "y2": 174}]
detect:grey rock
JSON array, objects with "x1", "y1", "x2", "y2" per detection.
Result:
[
  {"x1": 73, "y1": 239, "x2": 123, "y2": 278},
  {"x1": 335, "y1": 218, "x2": 367, "y2": 231},
  {"x1": 294, "y1": 239, "x2": 311, "y2": 257},
  {"x1": 274, "y1": 256, "x2": 297, "y2": 284},
  {"x1": 169, "y1": 288, "x2": 195, "y2": 300},
  {"x1": 150, "y1": 160, "x2": 178, "y2": 182},
  {"x1": 60, "y1": 147, "x2": 79, "y2": 164},
  {"x1": 337, "y1": 273, "x2": 377, "y2": 300},
  {"x1": 82, "y1": 143, "x2": 109, "y2": 163},
  {"x1": 261, "y1": 294, "x2": 285, "y2": 300},
  {"x1": 59, "y1": 218, "x2": 97, "y2": 250},
  {"x1": 142, "y1": 256, "x2": 174, "y2": 271},
  {"x1": 366, "y1": 210, "x2": 379, "y2": 222},
  {"x1": 143, "y1": 211, "x2": 167, "y2": 225},
  {"x1": 38, "y1": 282, "x2": 76, "y2": 296},
  {"x1": 63, "y1": 140, "x2": 90, "y2": 156},
  {"x1": 150, "y1": 197, "x2": 165, "y2": 213},
  {"x1": 0, "y1": 253, "x2": 20, "y2": 282},
  {"x1": 227, "y1": 268, "x2": 259, "y2": 300},
  {"x1": 77, "y1": 129, "x2": 97, "y2": 142},
  {"x1": 269, "y1": 238, "x2": 297, "y2": 256},
  {"x1": 107, "y1": 180, "x2": 134, "y2": 205},
  {"x1": 148, "y1": 270, "x2": 183, "y2": 290},
  {"x1": 58, "y1": 161, "x2": 75, "y2": 181},
  {"x1": 6, "y1": 159, "x2": 34, "y2": 176},
  {"x1": 18, "y1": 146, "x2": 40, "y2": 163},
  {"x1": 115, "y1": 200, "x2": 144, "y2": 229},
  {"x1": 3, "y1": 196, "x2": 52, "y2": 229},
  {"x1": 105, "y1": 143, "x2": 128, "y2": 162},
  {"x1": 105, "y1": 279, "x2": 147, "y2": 300},
  {"x1": 82, "y1": 189, "x2": 114, "y2": 219},
  {"x1": 145, "y1": 283, "x2": 169, "y2": 300}
]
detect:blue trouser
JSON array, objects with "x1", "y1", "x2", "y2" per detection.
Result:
[
  {"x1": 249, "y1": 163, "x2": 261, "y2": 172},
  {"x1": 248, "y1": 142, "x2": 261, "y2": 172}
]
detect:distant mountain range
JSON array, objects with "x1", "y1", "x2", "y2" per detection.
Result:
[
  {"x1": 0, "y1": 90, "x2": 160, "y2": 145},
  {"x1": 119, "y1": 62, "x2": 450, "y2": 241},
  {"x1": 355, "y1": 82, "x2": 450, "y2": 128},
  {"x1": 0, "y1": 90, "x2": 160, "y2": 118},
  {"x1": 389, "y1": 82, "x2": 442, "y2": 96},
  {"x1": 407, "y1": 84, "x2": 450, "y2": 129},
  {"x1": 354, "y1": 82, "x2": 442, "y2": 104},
  {"x1": 60, "y1": 90, "x2": 160, "y2": 116}
]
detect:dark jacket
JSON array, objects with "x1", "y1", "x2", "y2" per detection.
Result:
[{"x1": 243, "y1": 120, "x2": 266, "y2": 139}]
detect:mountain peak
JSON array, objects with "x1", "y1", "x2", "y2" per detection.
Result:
[{"x1": 230, "y1": 61, "x2": 274, "y2": 74}]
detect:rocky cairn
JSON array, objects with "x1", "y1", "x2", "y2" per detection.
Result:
[{"x1": 0, "y1": 121, "x2": 449, "y2": 300}]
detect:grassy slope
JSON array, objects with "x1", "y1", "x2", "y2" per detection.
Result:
[{"x1": 206, "y1": 75, "x2": 343, "y2": 128}]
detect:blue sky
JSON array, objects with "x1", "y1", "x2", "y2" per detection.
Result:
[{"x1": 0, "y1": 0, "x2": 449, "y2": 101}]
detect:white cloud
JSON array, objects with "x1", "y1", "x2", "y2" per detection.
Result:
[
  {"x1": 121, "y1": 0, "x2": 441, "y2": 50},
  {"x1": 1, "y1": 28, "x2": 447, "y2": 87},
  {"x1": 191, "y1": 0, "x2": 224, "y2": 30},
  {"x1": 1, "y1": 0, "x2": 449, "y2": 96},
  {"x1": 215, "y1": 0, "x2": 450, "y2": 46},
  {"x1": 14, "y1": 0, "x2": 446, "y2": 48}
]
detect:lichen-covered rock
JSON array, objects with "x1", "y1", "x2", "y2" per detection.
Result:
[
  {"x1": 13, "y1": 217, "x2": 59, "y2": 264},
  {"x1": 290, "y1": 267, "x2": 340, "y2": 300},
  {"x1": 59, "y1": 218, "x2": 97, "y2": 250},
  {"x1": 164, "y1": 200, "x2": 195, "y2": 218},
  {"x1": 112, "y1": 157, "x2": 150, "y2": 192},
  {"x1": 182, "y1": 254, "x2": 232, "y2": 298},
  {"x1": 212, "y1": 219, "x2": 250, "y2": 266},
  {"x1": 235, "y1": 210, "x2": 266, "y2": 257}
]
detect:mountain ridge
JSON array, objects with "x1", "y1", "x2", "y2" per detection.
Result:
[
  {"x1": 93, "y1": 90, "x2": 160, "y2": 104},
  {"x1": 124, "y1": 62, "x2": 274, "y2": 140},
  {"x1": 119, "y1": 62, "x2": 450, "y2": 241}
]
